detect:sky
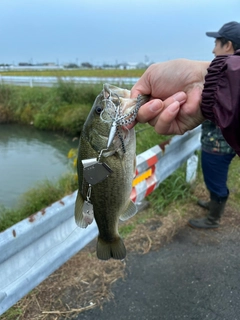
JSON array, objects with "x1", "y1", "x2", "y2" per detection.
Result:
[{"x1": 1, "y1": 0, "x2": 240, "y2": 66}]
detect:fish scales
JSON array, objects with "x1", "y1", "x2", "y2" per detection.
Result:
[{"x1": 75, "y1": 83, "x2": 149, "y2": 260}]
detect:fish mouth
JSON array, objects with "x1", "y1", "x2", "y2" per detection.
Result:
[
  {"x1": 103, "y1": 83, "x2": 131, "y2": 100},
  {"x1": 102, "y1": 84, "x2": 149, "y2": 127},
  {"x1": 97, "y1": 84, "x2": 149, "y2": 152},
  {"x1": 103, "y1": 84, "x2": 135, "y2": 114}
]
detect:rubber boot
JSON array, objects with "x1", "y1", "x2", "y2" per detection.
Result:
[
  {"x1": 197, "y1": 199, "x2": 210, "y2": 210},
  {"x1": 188, "y1": 194, "x2": 228, "y2": 229}
]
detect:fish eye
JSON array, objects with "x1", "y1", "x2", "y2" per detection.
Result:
[{"x1": 95, "y1": 106, "x2": 103, "y2": 114}]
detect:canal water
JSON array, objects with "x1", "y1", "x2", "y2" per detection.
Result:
[{"x1": 0, "y1": 124, "x2": 79, "y2": 208}]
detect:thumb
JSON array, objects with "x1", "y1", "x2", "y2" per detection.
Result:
[{"x1": 131, "y1": 79, "x2": 152, "y2": 99}]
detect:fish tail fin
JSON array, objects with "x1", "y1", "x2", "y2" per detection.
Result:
[{"x1": 97, "y1": 236, "x2": 126, "y2": 261}]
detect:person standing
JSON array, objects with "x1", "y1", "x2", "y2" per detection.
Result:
[{"x1": 188, "y1": 21, "x2": 240, "y2": 229}]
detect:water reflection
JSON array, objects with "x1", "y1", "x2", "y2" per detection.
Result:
[{"x1": 0, "y1": 124, "x2": 79, "y2": 208}]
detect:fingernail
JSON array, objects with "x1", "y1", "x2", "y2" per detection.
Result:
[
  {"x1": 149, "y1": 100, "x2": 161, "y2": 112},
  {"x1": 173, "y1": 92, "x2": 186, "y2": 102}
]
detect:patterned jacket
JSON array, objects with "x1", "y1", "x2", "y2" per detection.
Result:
[{"x1": 201, "y1": 120, "x2": 236, "y2": 155}]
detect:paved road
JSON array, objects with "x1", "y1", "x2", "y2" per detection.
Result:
[{"x1": 74, "y1": 220, "x2": 240, "y2": 320}]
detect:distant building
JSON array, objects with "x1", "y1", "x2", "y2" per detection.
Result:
[
  {"x1": 36, "y1": 62, "x2": 56, "y2": 66},
  {"x1": 117, "y1": 62, "x2": 148, "y2": 70},
  {"x1": 136, "y1": 62, "x2": 148, "y2": 69}
]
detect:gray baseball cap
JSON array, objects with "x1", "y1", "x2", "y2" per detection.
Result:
[{"x1": 206, "y1": 21, "x2": 240, "y2": 46}]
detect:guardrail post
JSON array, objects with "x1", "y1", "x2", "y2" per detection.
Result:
[{"x1": 186, "y1": 154, "x2": 199, "y2": 184}]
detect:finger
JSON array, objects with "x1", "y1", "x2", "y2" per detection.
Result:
[
  {"x1": 137, "y1": 91, "x2": 186, "y2": 125},
  {"x1": 125, "y1": 99, "x2": 162, "y2": 130},
  {"x1": 182, "y1": 86, "x2": 202, "y2": 116},
  {"x1": 136, "y1": 99, "x2": 164, "y2": 123},
  {"x1": 150, "y1": 101, "x2": 180, "y2": 134},
  {"x1": 125, "y1": 119, "x2": 137, "y2": 130}
]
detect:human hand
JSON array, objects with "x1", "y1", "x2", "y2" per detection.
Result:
[{"x1": 130, "y1": 59, "x2": 210, "y2": 135}]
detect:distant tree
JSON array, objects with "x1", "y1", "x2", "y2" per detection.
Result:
[
  {"x1": 81, "y1": 62, "x2": 93, "y2": 69},
  {"x1": 65, "y1": 63, "x2": 79, "y2": 69}
]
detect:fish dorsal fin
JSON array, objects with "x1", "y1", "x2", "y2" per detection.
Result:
[
  {"x1": 119, "y1": 200, "x2": 138, "y2": 221},
  {"x1": 74, "y1": 191, "x2": 93, "y2": 228}
]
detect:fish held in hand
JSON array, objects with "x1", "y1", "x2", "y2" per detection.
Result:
[{"x1": 74, "y1": 83, "x2": 149, "y2": 260}]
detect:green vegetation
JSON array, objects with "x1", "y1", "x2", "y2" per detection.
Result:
[
  {"x1": 0, "y1": 68, "x2": 146, "y2": 134},
  {"x1": 119, "y1": 155, "x2": 240, "y2": 239},
  {"x1": 1, "y1": 306, "x2": 23, "y2": 320},
  {"x1": 1, "y1": 68, "x2": 145, "y2": 77},
  {"x1": 135, "y1": 123, "x2": 173, "y2": 154},
  {"x1": 0, "y1": 82, "x2": 104, "y2": 135},
  {"x1": 147, "y1": 163, "x2": 191, "y2": 213},
  {"x1": 119, "y1": 163, "x2": 193, "y2": 238},
  {"x1": 0, "y1": 173, "x2": 78, "y2": 232}
]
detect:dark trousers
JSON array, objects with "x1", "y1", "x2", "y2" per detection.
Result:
[{"x1": 201, "y1": 150, "x2": 235, "y2": 198}]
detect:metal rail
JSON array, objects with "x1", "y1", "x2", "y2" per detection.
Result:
[
  {"x1": 0, "y1": 75, "x2": 139, "y2": 87},
  {"x1": 0, "y1": 126, "x2": 201, "y2": 315}
]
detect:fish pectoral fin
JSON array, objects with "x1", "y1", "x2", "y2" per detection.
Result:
[
  {"x1": 119, "y1": 200, "x2": 138, "y2": 221},
  {"x1": 74, "y1": 191, "x2": 94, "y2": 228}
]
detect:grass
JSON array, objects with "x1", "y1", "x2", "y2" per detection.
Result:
[
  {"x1": 1, "y1": 68, "x2": 145, "y2": 78},
  {"x1": 0, "y1": 173, "x2": 78, "y2": 232},
  {"x1": 147, "y1": 163, "x2": 192, "y2": 212},
  {"x1": 0, "y1": 69, "x2": 144, "y2": 134},
  {"x1": 0, "y1": 82, "x2": 104, "y2": 135},
  {"x1": 119, "y1": 162, "x2": 193, "y2": 239},
  {"x1": 120, "y1": 154, "x2": 240, "y2": 240},
  {"x1": 135, "y1": 123, "x2": 172, "y2": 154}
]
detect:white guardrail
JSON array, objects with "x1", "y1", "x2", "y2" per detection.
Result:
[
  {"x1": 0, "y1": 126, "x2": 201, "y2": 315},
  {"x1": 0, "y1": 75, "x2": 139, "y2": 87}
]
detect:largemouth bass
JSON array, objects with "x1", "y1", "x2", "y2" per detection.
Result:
[{"x1": 75, "y1": 83, "x2": 149, "y2": 260}]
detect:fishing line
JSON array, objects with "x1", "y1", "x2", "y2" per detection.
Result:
[{"x1": 135, "y1": 126, "x2": 153, "y2": 134}]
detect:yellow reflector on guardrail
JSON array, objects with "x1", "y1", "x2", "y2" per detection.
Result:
[{"x1": 132, "y1": 168, "x2": 152, "y2": 187}]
